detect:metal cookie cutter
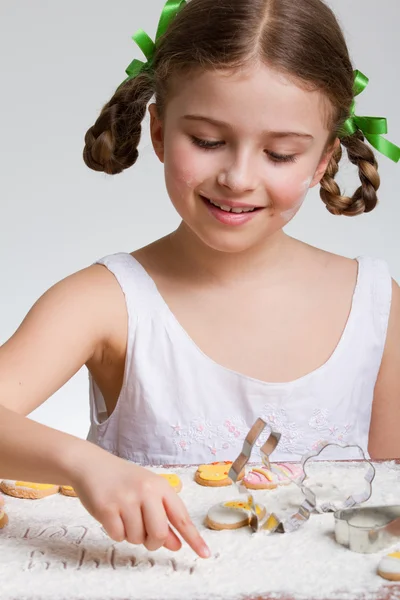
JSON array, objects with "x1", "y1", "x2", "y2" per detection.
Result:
[
  {"x1": 272, "y1": 442, "x2": 376, "y2": 534},
  {"x1": 334, "y1": 505, "x2": 400, "y2": 553},
  {"x1": 228, "y1": 418, "x2": 281, "y2": 531},
  {"x1": 228, "y1": 419, "x2": 314, "y2": 534},
  {"x1": 299, "y1": 442, "x2": 376, "y2": 513}
]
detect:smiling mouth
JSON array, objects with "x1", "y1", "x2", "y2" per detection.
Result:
[{"x1": 200, "y1": 195, "x2": 263, "y2": 214}]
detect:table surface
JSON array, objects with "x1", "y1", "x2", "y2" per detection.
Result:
[{"x1": 1, "y1": 459, "x2": 400, "y2": 600}]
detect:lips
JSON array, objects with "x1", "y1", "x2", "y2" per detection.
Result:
[{"x1": 200, "y1": 194, "x2": 263, "y2": 227}]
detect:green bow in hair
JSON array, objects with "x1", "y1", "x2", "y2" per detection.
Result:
[
  {"x1": 340, "y1": 70, "x2": 400, "y2": 163},
  {"x1": 119, "y1": 0, "x2": 186, "y2": 88}
]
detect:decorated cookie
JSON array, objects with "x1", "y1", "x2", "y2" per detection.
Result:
[
  {"x1": 159, "y1": 473, "x2": 182, "y2": 493},
  {"x1": 195, "y1": 462, "x2": 244, "y2": 487},
  {"x1": 378, "y1": 551, "x2": 400, "y2": 581},
  {"x1": 0, "y1": 494, "x2": 8, "y2": 529},
  {"x1": 243, "y1": 463, "x2": 303, "y2": 490},
  {"x1": 0, "y1": 481, "x2": 60, "y2": 500},
  {"x1": 60, "y1": 485, "x2": 78, "y2": 497},
  {"x1": 205, "y1": 498, "x2": 266, "y2": 530}
]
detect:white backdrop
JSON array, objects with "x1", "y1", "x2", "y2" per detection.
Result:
[{"x1": 1, "y1": 0, "x2": 399, "y2": 439}]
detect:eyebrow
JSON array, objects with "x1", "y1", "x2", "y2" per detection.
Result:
[{"x1": 182, "y1": 115, "x2": 314, "y2": 140}]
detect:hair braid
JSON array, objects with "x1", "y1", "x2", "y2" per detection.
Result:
[
  {"x1": 320, "y1": 131, "x2": 381, "y2": 216},
  {"x1": 83, "y1": 72, "x2": 155, "y2": 175}
]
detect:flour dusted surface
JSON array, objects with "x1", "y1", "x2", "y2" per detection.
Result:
[{"x1": 1, "y1": 462, "x2": 400, "y2": 600}]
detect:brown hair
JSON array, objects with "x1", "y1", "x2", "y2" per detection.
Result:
[{"x1": 83, "y1": 0, "x2": 380, "y2": 216}]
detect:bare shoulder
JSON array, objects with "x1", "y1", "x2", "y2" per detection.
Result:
[
  {"x1": 384, "y1": 277, "x2": 400, "y2": 345},
  {"x1": 0, "y1": 263, "x2": 127, "y2": 415},
  {"x1": 294, "y1": 241, "x2": 359, "y2": 287},
  {"x1": 23, "y1": 263, "x2": 127, "y2": 343},
  {"x1": 368, "y1": 277, "x2": 400, "y2": 459}
]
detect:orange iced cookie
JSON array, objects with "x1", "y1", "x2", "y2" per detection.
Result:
[
  {"x1": 195, "y1": 461, "x2": 244, "y2": 487},
  {"x1": 378, "y1": 551, "x2": 400, "y2": 582},
  {"x1": 0, "y1": 481, "x2": 60, "y2": 500},
  {"x1": 159, "y1": 473, "x2": 182, "y2": 493},
  {"x1": 60, "y1": 485, "x2": 78, "y2": 497}
]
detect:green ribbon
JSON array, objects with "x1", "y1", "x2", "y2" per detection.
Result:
[
  {"x1": 119, "y1": 0, "x2": 186, "y2": 87},
  {"x1": 340, "y1": 70, "x2": 400, "y2": 163}
]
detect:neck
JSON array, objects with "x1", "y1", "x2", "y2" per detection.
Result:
[{"x1": 168, "y1": 222, "x2": 295, "y2": 285}]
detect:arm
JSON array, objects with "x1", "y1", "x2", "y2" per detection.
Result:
[
  {"x1": 0, "y1": 265, "x2": 209, "y2": 557},
  {"x1": 0, "y1": 264, "x2": 126, "y2": 483},
  {"x1": 368, "y1": 279, "x2": 400, "y2": 459}
]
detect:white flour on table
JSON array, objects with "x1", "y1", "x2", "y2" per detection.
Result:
[{"x1": 1, "y1": 462, "x2": 400, "y2": 600}]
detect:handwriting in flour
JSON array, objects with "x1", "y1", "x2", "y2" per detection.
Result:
[
  {"x1": 4, "y1": 524, "x2": 199, "y2": 573},
  {"x1": 22, "y1": 525, "x2": 90, "y2": 545},
  {"x1": 25, "y1": 547, "x2": 197, "y2": 573}
]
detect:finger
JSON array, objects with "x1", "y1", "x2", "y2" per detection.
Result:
[
  {"x1": 164, "y1": 494, "x2": 210, "y2": 559},
  {"x1": 121, "y1": 505, "x2": 146, "y2": 546},
  {"x1": 101, "y1": 509, "x2": 126, "y2": 543},
  {"x1": 163, "y1": 526, "x2": 182, "y2": 552},
  {"x1": 142, "y1": 498, "x2": 170, "y2": 551}
]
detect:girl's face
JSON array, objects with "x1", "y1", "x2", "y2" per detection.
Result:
[{"x1": 150, "y1": 63, "x2": 338, "y2": 254}]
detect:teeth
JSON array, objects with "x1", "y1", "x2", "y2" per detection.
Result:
[
  {"x1": 209, "y1": 199, "x2": 255, "y2": 214},
  {"x1": 231, "y1": 207, "x2": 254, "y2": 214}
]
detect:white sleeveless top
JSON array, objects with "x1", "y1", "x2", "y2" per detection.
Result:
[{"x1": 87, "y1": 253, "x2": 392, "y2": 465}]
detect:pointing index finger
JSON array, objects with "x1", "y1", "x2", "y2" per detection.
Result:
[{"x1": 164, "y1": 493, "x2": 211, "y2": 558}]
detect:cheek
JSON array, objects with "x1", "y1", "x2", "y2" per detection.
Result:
[
  {"x1": 164, "y1": 139, "x2": 210, "y2": 196},
  {"x1": 269, "y1": 174, "x2": 313, "y2": 221}
]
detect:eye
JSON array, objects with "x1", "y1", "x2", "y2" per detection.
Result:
[
  {"x1": 190, "y1": 136, "x2": 298, "y2": 164},
  {"x1": 267, "y1": 151, "x2": 297, "y2": 165},
  {"x1": 190, "y1": 136, "x2": 224, "y2": 150}
]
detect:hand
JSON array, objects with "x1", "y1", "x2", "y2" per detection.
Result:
[{"x1": 71, "y1": 450, "x2": 210, "y2": 558}]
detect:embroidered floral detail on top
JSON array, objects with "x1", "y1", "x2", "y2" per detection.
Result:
[
  {"x1": 258, "y1": 405, "x2": 304, "y2": 455},
  {"x1": 308, "y1": 409, "x2": 353, "y2": 449},
  {"x1": 169, "y1": 407, "x2": 354, "y2": 459},
  {"x1": 170, "y1": 417, "x2": 249, "y2": 456}
]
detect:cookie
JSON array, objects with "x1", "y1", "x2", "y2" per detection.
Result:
[
  {"x1": 205, "y1": 498, "x2": 266, "y2": 530},
  {"x1": 0, "y1": 508, "x2": 8, "y2": 529},
  {"x1": 159, "y1": 473, "x2": 182, "y2": 493},
  {"x1": 0, "y1": 481, "x2": 60, "y2": 500},
  {"x1": 378, "y1": 551, "x2": 400, "y2": 581},
  {"x1": 195, "y1": 462, "x2": 244, "y2": 487},
  {"x1": 243, "y1": 463, "x2": 303, "y2": 490},
  {"x1": 60, "y1": 485, "x2": 78, "y2": 497},
  {"x1": 0, "y1": 494, "x2": 7, "y2": 529}
]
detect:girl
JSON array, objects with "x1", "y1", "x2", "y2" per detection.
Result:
[{"x1": 0, "y1": 0, "x2": 399, "y2": 559}]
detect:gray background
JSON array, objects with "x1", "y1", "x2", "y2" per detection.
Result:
[{"x1": 0, "y1": 0, "x2": 399, "y2": 438}]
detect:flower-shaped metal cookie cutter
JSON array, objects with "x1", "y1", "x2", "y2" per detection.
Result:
[
  {"x1": 298, "y1": 442, "x2": 376, "y2": 514},
  {"x1": 259, "y1": 442, "x2": 375, "y2": 534}
]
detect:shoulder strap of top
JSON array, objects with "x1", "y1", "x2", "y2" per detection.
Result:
[
  {"x1": 90, "y1": 252, "x2": 166, "y2": 419},
  {"x1": 95, "y1": 252, "x2": 163, "y2": 316},
  {"x1": 356, "y1": 255, "x2": 392, "y2": 345}
]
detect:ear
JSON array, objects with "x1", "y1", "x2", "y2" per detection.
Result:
[
  {"x1": 309, "y1": 138, "x2": 341, "y2": 189},
  {"x1": 149, "y1": 103, "x2": 165, "y2": 163}
]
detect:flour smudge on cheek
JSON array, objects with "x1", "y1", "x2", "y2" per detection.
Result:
[{"x1": 280, "y1": 176, "x2": 313, "y2": 222}]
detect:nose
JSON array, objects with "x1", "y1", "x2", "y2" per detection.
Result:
[{"x1": 217, "y1": 150, "x2": 258, "y2": 193}]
